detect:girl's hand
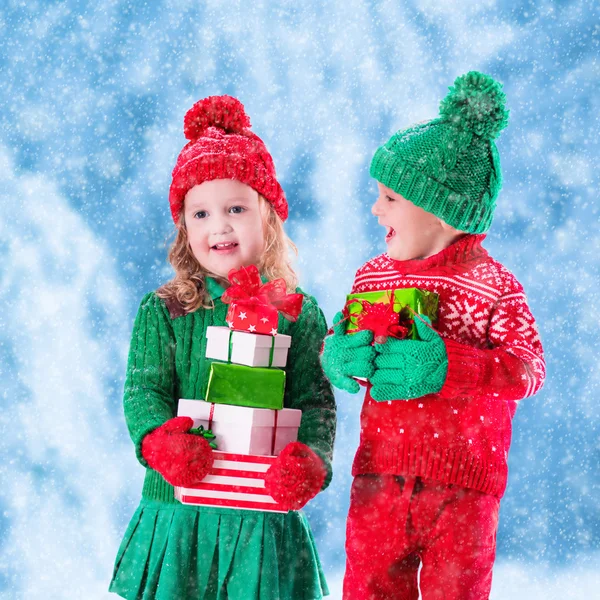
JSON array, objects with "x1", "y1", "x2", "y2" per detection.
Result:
[
  {"x1": 264, "y1": 442, "x2": 326, "y2": 511},
  {"x1": 141, "y1": 416, "x2": 214, "y2": 487},
  {"x1": 320, "y1": 311, "x2": 376, "y2": 393}
]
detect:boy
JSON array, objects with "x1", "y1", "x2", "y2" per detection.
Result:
[{"x1": 321, "y1": 72, "x2": 546, "y2": 599}]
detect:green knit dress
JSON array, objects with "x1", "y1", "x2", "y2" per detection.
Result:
[{"x1": 109, "y1": 278, "x2": 336, "y2": 600}]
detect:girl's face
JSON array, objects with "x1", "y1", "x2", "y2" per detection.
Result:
[
  {"x1": 183, "y1": 179, "x2": 266, "y2": 278},
  {"x1": 371, "y1": 182, "x2": 449, "y2": 261}
]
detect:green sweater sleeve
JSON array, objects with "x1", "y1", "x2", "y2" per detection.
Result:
[
  {"x1": 123, "y1": 292, "x2": 177, "y2": 467},
  {"x1": 285, "y1": 293, "x2": 337, "y2": 490}
]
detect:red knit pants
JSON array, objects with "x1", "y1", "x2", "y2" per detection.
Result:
[{"x1": 343, "y1": 475, "x2": 500, "y2": 600}]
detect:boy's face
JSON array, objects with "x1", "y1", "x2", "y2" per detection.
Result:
[
  {"x1": 372, "y1": 182, "x2": 448, "y2": 261},
  {"x1": 183, "y1": 179, "x2": 265, "y2": 278}
]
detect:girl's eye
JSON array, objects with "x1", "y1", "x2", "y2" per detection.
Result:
[
  {"x1": 193, "y1": 210, "x2": 208, "y2": 219},
  {"x1": 229, "y1": 206, "x2": 246, "y2": 214},
  {"x1": 386, "y1": 195, "x2": 395, "y2": 202}
]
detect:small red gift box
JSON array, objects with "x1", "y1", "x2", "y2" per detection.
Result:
[
  {"x1": 226, "y1": 302, "x2": 279, "y2": 335},
  {"x1": 222, "y1": 265, "x2": 303, "y2": 336}
]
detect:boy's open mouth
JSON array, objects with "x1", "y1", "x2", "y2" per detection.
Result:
[
  {"x1": 385, "y1": 227, "x2": 396, "y2": 243},
  {"x1": 211, "y1": 241, "x2": 239, "y2": 253}
]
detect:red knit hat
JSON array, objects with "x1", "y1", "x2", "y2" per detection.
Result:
[{"x1": 169, "y1": 95, "x2": 288, "y2": 223}]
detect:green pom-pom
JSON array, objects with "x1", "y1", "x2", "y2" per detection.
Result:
[{"x1": 439, "y1": 71, "x2": 509, "y2": 140}]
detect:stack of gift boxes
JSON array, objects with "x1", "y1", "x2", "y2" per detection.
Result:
[
  {"x1": 174, "y1": 264, "x2": 440, "y2": 512},
  {"x1": 175, "y1": 267, "x2": 303, "y2": 514}
]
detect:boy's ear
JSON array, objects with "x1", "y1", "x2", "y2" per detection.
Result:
[
  {"x1": 439, "y1": 218, "x2": 462, "y2": 234},
  {"x1": 438, "y1": 217, "x2": 451, "y2": 231}
]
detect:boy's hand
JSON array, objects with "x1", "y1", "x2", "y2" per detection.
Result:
[
  {"x1": 320, "y1": 311, "x2": 376, "y2": 393},
  {"x1": 370, "y1": 315, "x2": 448, "y2": 401}
]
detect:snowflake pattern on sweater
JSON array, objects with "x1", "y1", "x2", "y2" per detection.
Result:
[{"x1": 350, "y1": 234, "x2": 546, "y2": 498}]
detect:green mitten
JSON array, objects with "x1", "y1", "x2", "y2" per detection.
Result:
[
  {"x1": 370, "y1": 315, "x2": 448, "y2": 401},
  {"x1": 320, "y1": 311, "x2": 376, "y2": 394}
]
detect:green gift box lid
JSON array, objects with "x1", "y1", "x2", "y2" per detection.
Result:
[
  {"x1": 205, "y1": 362, "x2": 286, "y2": 410},
  {"x1": 345, "y1": 288, "x2": 439, "y2": 339}
]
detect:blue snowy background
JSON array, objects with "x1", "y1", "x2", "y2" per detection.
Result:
[{"x1": 1, "y1": 1, "x2": 599, "y2": 598}]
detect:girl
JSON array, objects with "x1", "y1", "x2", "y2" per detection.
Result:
[{"x1": 109, "y1": 95, "x2": 336, "y2": 600}]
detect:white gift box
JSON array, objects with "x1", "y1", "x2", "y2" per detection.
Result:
[
  {"x1": 178, "y1": 398, "x2": 302, "y2": 456},
  {"x1": 205, "y1": 326, "x2": 292, "y2": 368},
  {"x1": 175, "y1": 451, "x2": 287, "y2": 513}
]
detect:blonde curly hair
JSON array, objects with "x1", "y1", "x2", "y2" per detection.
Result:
[{"x1": 157, "y1": 195, "x2": 298, "y2": 313}]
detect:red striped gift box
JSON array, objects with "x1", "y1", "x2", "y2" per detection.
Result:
[{"x1": 174, "y1": 451, "x2": 287, "y2": 513}]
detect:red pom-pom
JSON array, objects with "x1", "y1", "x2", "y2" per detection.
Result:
[{"x1": 184, "y1": 95, "x2": 251, "y2": 141}]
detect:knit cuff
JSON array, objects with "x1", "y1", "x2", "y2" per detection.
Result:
[
  {"x1": 133, "y1": 416, "x2": 171, "y2": 468},
  {"x1": 310, "y1": 446, "x2": 333, "y2": 491},
  {"x1": 439, "y1": 338, "x2": 486, "y2": 398}
]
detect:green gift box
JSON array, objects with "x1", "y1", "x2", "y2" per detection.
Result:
[
  {"x1": 205, "y1": 362, "x2": 286, "y2": 410},
  {"x1": 345, "y1": 288, "x2": 439, "y2": 340}
]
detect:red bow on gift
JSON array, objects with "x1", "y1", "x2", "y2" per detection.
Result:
[
  {"x1": 349, "y1": 300, "x2": 411, "y2": 344},
  {"x1": 221, "y1": 265, "x2": 303, "y2": 321}
]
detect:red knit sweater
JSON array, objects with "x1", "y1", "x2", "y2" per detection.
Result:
[{"x1": 351, "y1": 234, "x2": 546, "y2": 498}]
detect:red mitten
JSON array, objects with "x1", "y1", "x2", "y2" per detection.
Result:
[
  {"x1": 264, "y1": 442, "x2": 327, "y2": 511},
  {"x1": 141, "y1": 416, "x2": 214, "y2": 487}
]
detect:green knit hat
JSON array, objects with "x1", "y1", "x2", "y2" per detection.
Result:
[{"x1": 370, "y1": 71, "x2": 510, "y2": 233}]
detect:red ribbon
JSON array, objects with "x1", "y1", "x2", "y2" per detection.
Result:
[
  {"x1": 351, "y1": 299, "x2": 411, "y2": 343},
  {"x1": 221, "y1": 265, "x2": 303, "y2": 322},
  {"x1": 271, "y1": 410, "x2": 278, "y2": 456},
  {"x1": 208, "y1": 402, "x2": 215, "y2": 430}
]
